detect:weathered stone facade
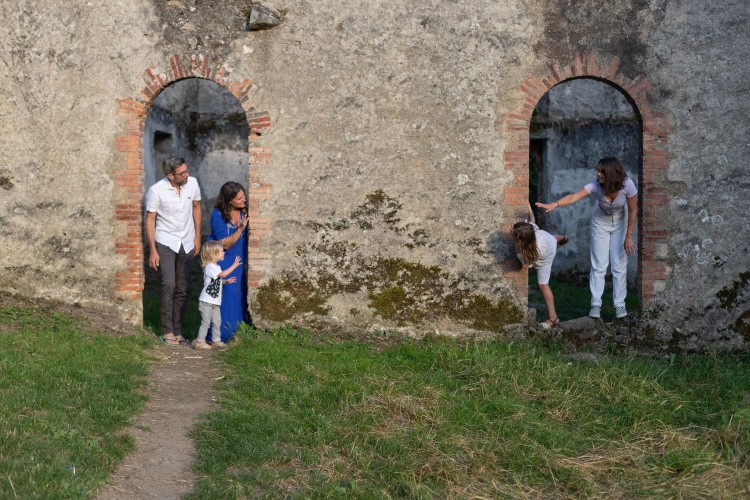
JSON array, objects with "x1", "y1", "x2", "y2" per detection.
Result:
[{"x1": 0, "y1": 0, "x2": 747, "y2": 350}]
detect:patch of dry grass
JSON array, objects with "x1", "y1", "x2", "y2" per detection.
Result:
[{"x1": 189, "y1": 329, "x2": 750, "y2": 498}]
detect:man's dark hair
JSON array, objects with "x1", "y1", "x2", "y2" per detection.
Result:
[{"x1": 162, "y1": 157, "x2": 186, "y2": 176}]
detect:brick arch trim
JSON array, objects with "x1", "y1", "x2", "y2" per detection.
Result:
[
  {"x1": 113, "y1": 54, "x2": 272, "y2": 323},
  {"x1": 502, "y1": 52, "x2": 669, "y2": 306}
]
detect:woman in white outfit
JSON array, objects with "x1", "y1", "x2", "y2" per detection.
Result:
[{"x1": 536, "y1": 157, "x2": 638, "y2": 319}]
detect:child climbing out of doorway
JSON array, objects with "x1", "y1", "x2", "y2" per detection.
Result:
[
  {"x1": 512, "y1": 202, "x2": 569, "y2": 329},
  {"x1": 194, "y1": 240, "x2": 242, "y2": 350}
]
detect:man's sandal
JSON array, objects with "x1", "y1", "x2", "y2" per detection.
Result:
[
  {"x1": 540, "y1": 317, "x2": 560, "y2": 330},
  {"x1": 159, "y1": 335, "x2": 180, "y2": 346},
  {"x1": 557, "y1": 236, "x2": 569, "y2": 247}
]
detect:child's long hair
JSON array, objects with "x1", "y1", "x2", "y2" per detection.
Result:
[
  {"x1": 200, "y1": 240, "x2": 224, "y2": 267},
  {"x1": 512, "y1": 222, "x2": 539, "y2": 266},
  {"x1": 597, "y1": 157, "x2": 626, "y2": 195}
]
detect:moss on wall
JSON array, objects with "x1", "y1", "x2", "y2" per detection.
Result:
[
  {"x1": 734, "y1": 309, "x2": 750, "y2": 340},
  {"x1": 716, "y1": 271, "x2": 750, "y2": 310},
  {"x1": 366, "y1": 257, "x2": 523, "y2": 329},
  {"x1": 255, "y1": 277, "x2": 329, "y2": 322},
  {"x1": 256, "y1": 190, "x2": 523, "y2": 332}
]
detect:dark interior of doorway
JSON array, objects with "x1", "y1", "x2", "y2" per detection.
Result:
[
  {"x1": 143, "y1": 260, "x2": 204, "y2": 340},
  {"x1": 527, "y1": 139, "x2": 639, "y2": 322}
]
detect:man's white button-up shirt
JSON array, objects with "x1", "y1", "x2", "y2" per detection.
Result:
[{"x1": 145, "y1": 177, "x2": 202, "y2": 254}]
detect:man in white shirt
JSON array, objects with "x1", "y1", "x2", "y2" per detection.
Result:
[{"x1": 145, "y1": 157, "x2": 202, "y2": 346}]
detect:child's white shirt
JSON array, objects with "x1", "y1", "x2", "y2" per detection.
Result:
[
  {"x1": 517, "y1": 223, "x2": 556, "y2": 267},
  {"x1": 198, "y1": 262, "x2": 222, "y2": 305}
]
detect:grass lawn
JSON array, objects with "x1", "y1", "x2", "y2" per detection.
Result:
[
  {"x1": 4, "y1": 292, "x2": 750, "y2": 498},
  {"x1": 0, "y1": 301, "x2": 152, "y2": 498},
  {"x1": 191, "y1": 327, "x2": 750, "y2": 498}
]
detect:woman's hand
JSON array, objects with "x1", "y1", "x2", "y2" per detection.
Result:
[
  {"x1": 624, "y1": 236, "x2": 636, "y2": 255},
  {"x1": 239, "y1": 212, "x2": 249, "y2": 230},
  {"x1": 535, "y1": 201, "x2": 557, "y2": 213}
]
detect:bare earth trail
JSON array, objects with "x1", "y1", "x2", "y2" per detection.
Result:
[{"x1": 97, "y1": 345, "x2": 221, "y2": 500}]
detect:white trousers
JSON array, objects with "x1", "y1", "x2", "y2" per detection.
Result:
[{"x1": 589, "y1": 210, "x2": 628, "y2": 308}]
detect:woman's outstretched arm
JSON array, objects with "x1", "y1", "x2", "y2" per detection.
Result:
[{"x1": 535, "y1": 188, "x2": 590, "y2": 213}]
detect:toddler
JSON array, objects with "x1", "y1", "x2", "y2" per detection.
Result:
[{"x1": 194, "y1": 240, "x2": 242, "y2": 350}]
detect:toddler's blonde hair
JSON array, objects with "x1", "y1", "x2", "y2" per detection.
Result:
[{"x1": 200, "y1": 240, "x2": 224, "y2": 267}]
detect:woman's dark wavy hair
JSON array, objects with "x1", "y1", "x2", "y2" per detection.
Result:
[
  {"x1": 215, "y1": 181, "x2": 247, "y2": 223},
  {"x1": 597, "y1": 157, "x2": 626, "y2": 195}
]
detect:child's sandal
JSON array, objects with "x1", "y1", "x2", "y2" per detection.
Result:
[
  {"x1": 540, "y1": 317, "x2": 560, "y2": 330},
  {"x1": 193, "y1": 340, "x2": 213, "y2": 350}
]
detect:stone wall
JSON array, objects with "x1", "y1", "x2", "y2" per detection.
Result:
[{"x1": 0, "y1": 0, "x2": 748, "y2": 350}]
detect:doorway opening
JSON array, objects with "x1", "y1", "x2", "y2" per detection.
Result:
[
  {"x1": 142, "y1": 77, "x2": 250, "y2": 338},
  {"x1": 528, "y1": 78, "x2": 641, "y2": 321}
]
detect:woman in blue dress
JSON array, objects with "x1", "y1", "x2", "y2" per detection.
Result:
[{"x1": 208, "y1": 181, "x2": 250, "y2": 342}]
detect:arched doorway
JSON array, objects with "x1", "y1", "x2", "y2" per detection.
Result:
[
  {"x1": 141, "y1": 78, "x2": 250, "y2": 336},
  {"x1": 502, "y1": 53, "x2": 670, "y2": 320},
  {"x1": 114, "y1": 55, "x2": 273, "y2": 328},
  {"x1": 528, "y1": 78, "x2": 641, "y2": 321}
]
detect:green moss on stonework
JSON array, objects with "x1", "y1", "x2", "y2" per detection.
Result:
[
  {"x1": 262, "y1": 189, "x2": 524, "y2": 331},
  {"x1": 296, "y1": 241, "x2": 364, "y2": 295},
  {"x1": 365, "y1": 257, "x2": 523, "y2": 330},
  {"x1": 351, "y1": 190, "x2": 402, "y2": 227},
  {"x1": 319, "y1": 189, "x2": 404, "y2": 233},
  {"x1": 447, "y1": 293, "x2": 524, "y2": 331},
  {"x1": 365, "y1": 189, "x2": 388, "y2": 205},
  {"x1": 368, "y1": 286, "x2": 419, "y2": 325},
  {"x1": 734, "y1": 309, "x2": 750, "y2": 340},
  {"x1": 369, "y1": 257, "x2": 445, "y2": 294},
  {"x1": 717, "y1": 271, "x2": 750, "y2": 310},
  {"x1": 256, "y1": 277, "x2": 329, "y2": 322}
]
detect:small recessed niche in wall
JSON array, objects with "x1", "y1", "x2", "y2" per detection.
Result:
[
  {"x1": 154, "y1": 130, "x2": 173, "y2": 153},
  {"x1": 153, "y1": 131, "x2": 173, "y2": 175}
]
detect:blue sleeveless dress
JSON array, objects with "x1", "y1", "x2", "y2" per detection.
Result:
[{"x1": 208, "y1": 208, "x2": 249, "y2": 342}]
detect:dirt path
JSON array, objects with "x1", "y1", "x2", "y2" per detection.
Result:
[{"x1": 97, "y1": 344, "x2": 222, "y2": 500}]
